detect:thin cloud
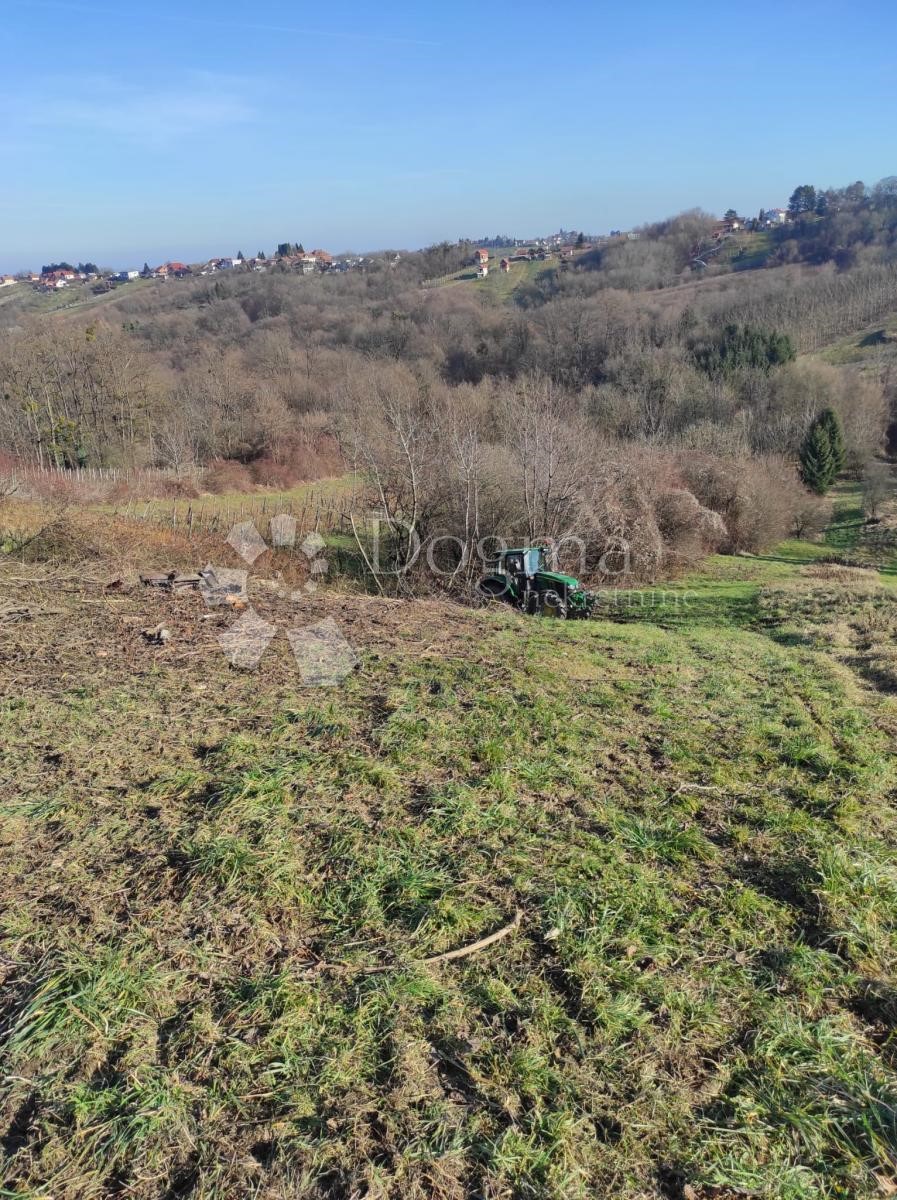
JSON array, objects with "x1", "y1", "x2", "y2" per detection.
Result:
[
  {"x1": 5, "y1": 0, "x2": 441, "y2": 46},
  {"x1": 23, "y1": 75, "x2": 256, "y2": 146}
]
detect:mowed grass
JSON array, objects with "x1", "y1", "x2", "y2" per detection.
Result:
[
  {"x1": 424, "y1": 255, "x2": 554, "y2": 303},
  {"x1": 818, "y1": 312, "x2": 897, "y2": 366},
  {"x1": 2, "y1": 543, "x2": 897, "y2": 1198},
  {"x1": 823, "y1": 481, "x2": 897, "y2": 579},
  {"x1": 729, "y1": 230, "x2": 775, "y2": 271}
]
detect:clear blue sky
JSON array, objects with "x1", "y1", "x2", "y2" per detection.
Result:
[{"x1": 1, "y1": 0, "x2": 895, "y2": 270}]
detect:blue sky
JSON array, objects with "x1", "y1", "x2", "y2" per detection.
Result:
[{"x1": 1, "y1": 0, "x2": 895, "y2": 270}]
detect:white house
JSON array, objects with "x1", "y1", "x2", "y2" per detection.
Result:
[
  {"x1": 763, "y1": 208, "x2": 788, "y2": 225},
  {"x1": 117, "y1": 270, "x2": 139, "y2": 281},
  {"x1": 0, "y1": 275, "x2": 17, "y2": 288}
]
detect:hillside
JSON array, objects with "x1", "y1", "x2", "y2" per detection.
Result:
[
  {"x1": 819, "y1": 309, "x2": 897, "y2": 368},
  {"x1": 2, "y1": 496, "x2": 897, "y2": 1199}
]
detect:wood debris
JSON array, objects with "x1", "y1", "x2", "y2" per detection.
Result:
[
  {"x1": 139, "y1": 571, "x2": 202, "y2": 591},
  {"x1": 311, "y1": 910, "x2": 525, "y2": 978}
]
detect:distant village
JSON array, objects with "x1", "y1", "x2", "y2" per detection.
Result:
[
  {"x1": 459, "y1": 207, "x2": 789, "y2": 279},
  {"x1": 0, "y1": 247, "x2": 372, "y2": 294},
  {"x1": 0, "y1": 208, "x2": 793, "y2": 292}
]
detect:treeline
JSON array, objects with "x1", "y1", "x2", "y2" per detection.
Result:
[
  {"x1": 775, "y1": 177, "x2": 897, "y2": 269},
  {"x1": 2, "y1": 262, "x2": 891, "y2": 471},
  {"x1": 1, "y1": 209, "x2": 895, "y2": 582},
  {"x1": 341, "y1": 367, "x2": 820, "y2": 587},
  {"x1": 572, "y1": 176, "x2": 897, "y2": 291}
]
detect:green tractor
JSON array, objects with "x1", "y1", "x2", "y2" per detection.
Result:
[{"x1": 478, "y1": 546, "x2": 595, "y2": 619}]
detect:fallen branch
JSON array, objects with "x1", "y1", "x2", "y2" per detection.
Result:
[
  {"x1": 358, "y1": 910, "x2": 524, "y2": 975},
  {"x1": 314, "y1": 907, "x2": 525, "y2": 974},
  {"x1": 672, "y1": 781, "x2": 759, "y2": 796}
]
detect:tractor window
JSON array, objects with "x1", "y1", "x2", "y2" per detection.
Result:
[
  {"x1": 524, "y1": 549, "x2": 544, "y2": 575},
  {"x1": 505, "y1": 555, "x2": 523, "y2": 574}
]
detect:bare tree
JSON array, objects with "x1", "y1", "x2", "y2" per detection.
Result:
[
  {"x1": 499, "y1": 375, "x2": 593, "y2": 542},
  {"x1": 862, "y1": 460, "x2": 892, "y2": 518}
]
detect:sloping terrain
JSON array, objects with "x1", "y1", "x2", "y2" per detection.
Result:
[
  {"x1": 2, "y1": 511, "x2": 897, "y2": 1199},
  {"x1": 818, "y1": 309, "x2": 897, "y2": 368}
]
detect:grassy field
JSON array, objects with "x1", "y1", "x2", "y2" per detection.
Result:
[
  {"x1": 423, "y1": 255, "x2": 555, "y2": 303},
  {"x1": 2, "y1": 501, "x2": 897, "y2": 1199},
  {"x1": 818, "y1": 313, "x2": 897, "y2": 368},
  {"x1": 729, "y1": 231, "x2": 774, "y2": 271},
  {"x1": 0, "y1": 277, "x2": 158, "y2": 326}
]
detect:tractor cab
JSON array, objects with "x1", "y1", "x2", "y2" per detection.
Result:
[
  {"x1": 479, "y1": 546, "x2": 594, "y2": 618},
  {"x1": 503, "y1": 546, "x2": 545, "y2": 583}
]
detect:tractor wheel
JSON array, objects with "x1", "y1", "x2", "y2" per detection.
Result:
[
  {"x1": 478, "y1": 579, "x2": 511, "y2": 605},
  {"x1": 541, "y1": 589, "x2": 568, "y2": 619}
]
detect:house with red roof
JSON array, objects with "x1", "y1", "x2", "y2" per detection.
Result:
[{"x1": 153, "y1": 262, "x2": 190, "y2": 278}]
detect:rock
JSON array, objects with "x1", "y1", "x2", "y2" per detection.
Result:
[{"x1": 142, "y1": 624, "x2": 171, "y2": 645}]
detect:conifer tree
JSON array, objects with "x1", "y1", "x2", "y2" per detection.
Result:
[
  {"x1": 800, "y1": 415, "x2": 837, "y2": 493},
  {"x1": 817, "y1": 407, "x2": 846, "y2": 473}
]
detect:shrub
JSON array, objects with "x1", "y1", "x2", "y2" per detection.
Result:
[
  {"x1": 679, "y1": 453, "x2": 807, "y2": 553},
  {"x1": 248, "y1": 457, "x2": 300, "y2": 488},
  {"x1": 107, "y1": 476, "x2": 200, "y2": 502},
  {"x1": 654, "y1": 488, "x2": 727, "y2": 564},
  {"x1": 203, "y1": 460, "x2": 254, "y2": 494}
]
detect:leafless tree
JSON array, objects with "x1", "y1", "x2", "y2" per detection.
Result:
[{"x1": 862, "y1": 460, "x2": 892, "y2": 518}]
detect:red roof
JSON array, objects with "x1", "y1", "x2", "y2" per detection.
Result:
[{"x1": 475, "y1": 248, "x2": 489, "y2": 260}]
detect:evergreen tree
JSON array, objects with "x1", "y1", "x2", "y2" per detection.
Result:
[
  {"x1": 817, "y1": 407, "x2": 846, "y2": 472},
  {"x1": 694, "y1": 324, "x2": 795, "y2": 375},
  {"x1": 788, "y1": 184, "x2": 817, "y2": 216},
  {"x1": 799, "y1": 414, "x2": 838, "y2": 493}
]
